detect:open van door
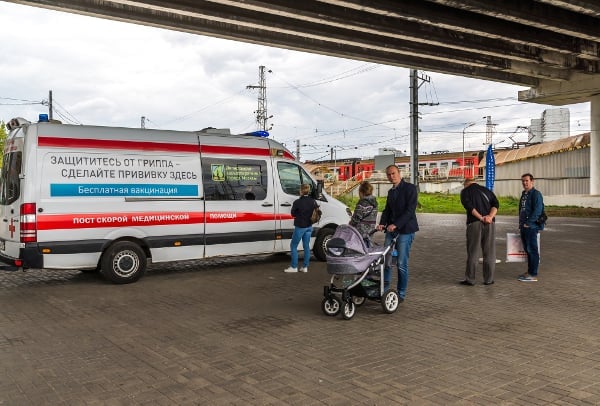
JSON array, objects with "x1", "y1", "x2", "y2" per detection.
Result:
[
  {"x1": 0, "y1": 129, "x2": 25, "y2": 266},
  {"x1": 273, "y1": 160, "x2": 319, "y2": 252}
]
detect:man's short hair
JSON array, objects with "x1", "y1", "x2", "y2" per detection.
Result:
[{"x1": 521, "y1": 173, "x2": 534, "y2": 181}]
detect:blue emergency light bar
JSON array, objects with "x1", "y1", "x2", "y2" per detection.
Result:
[{"x1": 248, "y1": 130, "x2": 269, "y2": 137}]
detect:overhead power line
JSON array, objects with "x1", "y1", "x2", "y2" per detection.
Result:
[{"x1": 0, "y1": 96, "x2": 44, "y2": 106}]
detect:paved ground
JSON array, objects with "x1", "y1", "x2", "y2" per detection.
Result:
[{"x1": 1, "y1": 213, "x2": 600, "y2": 405}]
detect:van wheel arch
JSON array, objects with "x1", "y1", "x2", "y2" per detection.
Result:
[
  {"x1": 100, "y1": 239, "x2": 148, "y2": 284},
  {"x1": 313, "y1": 226, "x2": 335, "y2": 261}
]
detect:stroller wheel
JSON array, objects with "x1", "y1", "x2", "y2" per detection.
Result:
[
  {"x1": 352, "y1": 296, "x2": 366, "y2": 307},
  {"x1": 321, "y1": 297, "x2": 341, "y2": 317},
  {"x1": 342, "y1": 301, "x2": 356, "y2": 320},
  {"x1": 382, "y1": 290, "x2": 400, "y2": 314}
]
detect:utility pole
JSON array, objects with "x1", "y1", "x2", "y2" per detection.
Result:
[
  {"x1": 246, "y1": 66, "x2": 272, "y2": 131},
  {"x1": 409, "y1": 70, "x2": 418, "y2": 188},
  {"x1": 409, "y1": 70, "x2": 437, "y2": 189},
  {"x1": 484, "y1": 115, "x2": 496, "y2": 145},
  {"x1": 48, "y1": 90, "x2": 53, "y2": 120}
]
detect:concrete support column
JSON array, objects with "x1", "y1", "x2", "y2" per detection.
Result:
[{"x1": 591, "y1": 95, "x2": 600, "y2": 195}]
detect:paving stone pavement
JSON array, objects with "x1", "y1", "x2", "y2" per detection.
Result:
[{"x1": 1, "y1": 213, "x2": 600, "y2": 405}]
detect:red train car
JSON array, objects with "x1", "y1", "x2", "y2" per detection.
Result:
[
  {"x1": 315, "y1": 151, "x2": 483, "y2": 182},
  {"x1": 336, "y1": 160, "x2": 374, "y2": 181}
]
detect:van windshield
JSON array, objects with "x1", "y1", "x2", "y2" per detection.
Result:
[{"x1": 0, "y1": 151, "x2": 22, "y2": 205}]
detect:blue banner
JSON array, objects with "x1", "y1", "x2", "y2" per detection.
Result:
[{"x1": 485, "y1": 144, "x2": 495, "y2": 191}]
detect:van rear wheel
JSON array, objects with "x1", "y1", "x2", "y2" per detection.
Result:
[
  {"x1": 100, "y1": 241, "x2": 146, "y2": 284},
  {"x1": 313, "y1": 227, "x2": 335, "y2": 261}
]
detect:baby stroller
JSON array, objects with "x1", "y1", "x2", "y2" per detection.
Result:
[{"x1": 321, "y1": 224, "x2": 400, "y2": 320}]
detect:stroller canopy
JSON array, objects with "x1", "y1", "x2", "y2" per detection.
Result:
[
  {"x1": 326, "y1": 224, "x2": 368, "y2": 257},
  {"x1": 326, "y1": 225, "x2": 385, "y2": 275}
]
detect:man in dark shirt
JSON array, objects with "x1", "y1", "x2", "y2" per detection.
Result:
[
  {"x1": 376, "y1": 165, "x2": 419, "y2": 301},
  {"x1": 459, "y1": 178, "x2": 499, "y2": 286}
]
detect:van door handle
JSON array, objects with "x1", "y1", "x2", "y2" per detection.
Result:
[
  {"x1": 281, "y1": 203, "x2": 292, "y2": 207},
  {"x1": 262, "y1": 203, "x2": 273, "y2": 207}
]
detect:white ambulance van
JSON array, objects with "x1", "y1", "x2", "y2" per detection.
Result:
[{"x1": 0, "y1": 116, "x2": 351, "y2": 283}]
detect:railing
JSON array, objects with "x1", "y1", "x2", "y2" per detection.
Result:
[{"x1": 327, "y1": 170, "x2": 374, "y2": 196}]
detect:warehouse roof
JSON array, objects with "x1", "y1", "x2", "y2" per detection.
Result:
[{"x1": 481, "y1": 133, "x2": 590, "y2": 167}]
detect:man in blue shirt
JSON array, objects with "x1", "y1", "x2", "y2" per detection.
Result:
[{"x1": 518, "y1": 173, "x2": 544, "y2": 282}]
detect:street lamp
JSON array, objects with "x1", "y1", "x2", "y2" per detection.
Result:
[
  {"x1": 327, "y1": 145, "x2": 340, "y2": 181},
  {"x1": 462, "y1": 122, "x2": 476, "y2": 178}
]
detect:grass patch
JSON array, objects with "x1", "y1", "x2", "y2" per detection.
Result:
[{"x1": 337, "y1": 192, "x2": 600, "y2": 218}]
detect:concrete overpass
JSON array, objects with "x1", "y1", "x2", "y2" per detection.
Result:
[{"x1": 6, "y1": 0, "x2": 600, "y2": 193}]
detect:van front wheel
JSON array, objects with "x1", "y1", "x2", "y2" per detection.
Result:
[
  {"x1": 101, "y1": 241, "x2": 147, "y2": 284},
  {"x1": 313, "y1": 227, "x2": 335, "y2": 261}
]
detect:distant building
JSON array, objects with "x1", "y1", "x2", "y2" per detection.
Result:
[
  {"x1": 482, "y1": 132, "x2": 590, "y2": 198},
  {"x1": 529, "y1": 108, "x2": 570, "y2": 143},
  {"x1": 378, "y1": 147, "x2": 406, "y2": 157}
]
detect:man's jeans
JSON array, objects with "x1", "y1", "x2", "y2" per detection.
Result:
[
  {"x1": 384, "y1": 232, "x2": 415, "y2": 298},
  {"x1": 520, "y1": 227, "x2": 540, "y2": 277},
  {"x1": 290, "y1": 226, "x2": 312, "y2": 268}
]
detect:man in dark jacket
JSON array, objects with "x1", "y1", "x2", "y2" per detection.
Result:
[
  {"x1": 459, "y1": 178, "x2": 499, "y2": 286},
  {"x1": 376, "y1": 165, "x2": 419, "y2": 301},
  {"x1": 518, "y1": 173, "x2": 544, "y2": 282}
]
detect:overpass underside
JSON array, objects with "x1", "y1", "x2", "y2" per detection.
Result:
[{"x1": 7, "y1": 0, "x2": 600, "y2": 192}]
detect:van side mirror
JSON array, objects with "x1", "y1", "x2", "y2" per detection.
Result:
[{"x1": 315, "y1": 180, "x2": 324, "y2": 200}]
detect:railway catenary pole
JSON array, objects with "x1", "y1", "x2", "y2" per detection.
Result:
[
  {"x1": 410, "y1": 70, "x2": 438, "y2": 189},
  {"x1": 409, "y1": 70, "x2": 419, "y2": 189}
]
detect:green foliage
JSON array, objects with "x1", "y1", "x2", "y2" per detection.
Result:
[
  {"x1": 339, "y1": 192, "x2": 600, "y2": 218},
  {"x1": 0, "y1": 121, "x2": 7, "y2": 167},
  {"x1": 416, "y1": 193, "x2": 465, "y2": 214}
]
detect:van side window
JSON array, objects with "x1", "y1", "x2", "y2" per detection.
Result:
[
  {"x1": 277, "y1": 162, "x2": 315, "y2": 196},
  {"x1": 202, "y1": 158, "x2": 268, "y2": 201},
  {"x1": 0, "y1": 151, "x2": 22, "y2": 205}
]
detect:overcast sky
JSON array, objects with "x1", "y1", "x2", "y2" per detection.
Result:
[{"x1": 0, "y1": 2, "x2": 592, "y2": 162}]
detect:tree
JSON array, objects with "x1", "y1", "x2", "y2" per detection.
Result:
[{"x1": 0, "y1": 120, "x2": 7, "y2": 167}]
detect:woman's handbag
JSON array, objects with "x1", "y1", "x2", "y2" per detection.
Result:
[{"x1": 310, "y1": 205, "x2": 322, "y2": 224}]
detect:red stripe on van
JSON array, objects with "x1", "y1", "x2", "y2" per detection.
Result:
[
  {"x1": 37, "y1": 136, "x2": 294, "y2": 159},
  {"x1": 201, "y1": 145, "x2": 270, "y2": 156},
  {"x1": 38, "y1": 137, "x2": 199, "y2": 153},
  {"x1": 37, "y1": 211, "x2": 292, "y2": 230}
]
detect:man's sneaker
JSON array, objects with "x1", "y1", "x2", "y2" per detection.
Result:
[
  {"x1": 284, "y1": 267, "x2": 298, "y2": 273},
  {"x1": 299, "y1": 267, "x2": 308, "y2": 273},
  {"x1": 518, "y1": 275, "x2": 538, "y2": 282}
]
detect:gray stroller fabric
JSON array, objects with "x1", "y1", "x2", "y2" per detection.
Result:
[{"x1": 326, "y1": 225, "x2": 386, "y2": 275}]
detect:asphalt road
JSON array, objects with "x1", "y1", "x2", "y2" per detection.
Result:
[{"x1": 1, "y1": 213, "x2": 599, "y2": 405}]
